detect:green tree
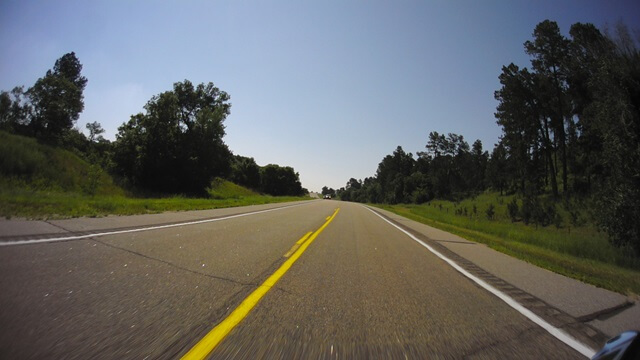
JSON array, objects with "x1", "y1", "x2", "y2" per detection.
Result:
[
  {"x1": 0, "y1": 86, "x2": 31, "y2": 134},
  {"x1": 375, "y1": 146, "x2": 414, "y2": 203},
  {"x1": 85, "y1": 121, "x2": 105, "y2": 142},
  {"x1": 470, "y1": 139, "x2": 488, "y2": 192},
  {"x1": 113, "y1": 80, "x2": 232, "y2": 195},
  {"x1": 260, "y1": 164, "x2": 303, "y2": 196},
  {"x1": 321, "y1": 186, "x2": 336, "y2": 197},
  {"x1": 230, "y1": 155, "x2": 261, "y2": 190},
  {"x1": 420, "y1": 132, "x2": 472, "y2": 198},
  {"x1": 525, "y1": 20, "x2": 571, "y2": 196},
  {"x1": 494, "y1": 19, "x2": 640, "y2": 254},
  {"x1": 486, "y1": 141, "x2": 509, "y2": 195},
  {"x1": 587, "y1": 23, "x2": 640, "y2": 255},
  {"x1": 404, "y1": 171, "x2": 431, "y2": 203},
  {"x1": 565, "y1": 23, "x2": 615, "y2": 193},
  {"x1": 495, "y1": 63, "x2": 551, "y2": 196},
  {"x1": 27, "y1": 52, "x2": 87, "y2": 143}
]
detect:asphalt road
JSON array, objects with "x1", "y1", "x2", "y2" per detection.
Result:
[{"x1": 0, "y1": 201, "x2": 588, "y2": 359}]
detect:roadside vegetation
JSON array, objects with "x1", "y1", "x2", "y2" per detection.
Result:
[
  {"x1": 330, "y1": 20, "x2": 640, "y2": 294},
  {"x1": 0, "y1": 132, "x2": 309, "y2": 219},
  {"x1": 0, "y1": 183, "x2": 307, "y2": 220},
  {"x1": 375, "y1": 193, "x2": 640, "y2": 295},
  {"x1": 0, "y1": 53, "x2": 311, "y2": 219}
]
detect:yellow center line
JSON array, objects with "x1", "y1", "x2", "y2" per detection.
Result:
[
  {"x1": 181, "y1": 208, "x2": 340, "y2": 360},
  {"x1": 283, "y1": 231, "x2": 313, "y2": 258},
  {"x1": 296, "y1": 231, "x2": 313, "y2": 245}
]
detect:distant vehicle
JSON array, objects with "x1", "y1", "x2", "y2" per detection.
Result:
[{"x1": 323, "y1": 195, "x2": 331, "y2": 199}]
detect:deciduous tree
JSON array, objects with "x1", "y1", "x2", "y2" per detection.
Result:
[
  {"x1": 113, "y1": 80, "x2": 232, "y2": 195},
  {"x1": 27, "y1": 52, "x2": 87, "y2": 143}
]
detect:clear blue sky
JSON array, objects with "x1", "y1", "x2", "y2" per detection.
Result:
[{"x1": 1, "y1": 1, "x2": 638, "y2": 192}]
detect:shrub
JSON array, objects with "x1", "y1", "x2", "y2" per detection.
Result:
[
  {"x1": 568, "y1": 208, "x2": 584, "y2": 227},
  {"x1": 540, "y1": 201, "x2": 557, "y2": 227},
  {"x1": 81, "y1": 164, "x2": 101, "y2": 196},
  {"x1": 521, "y1": 198, "x2": 533, "y2": 225},
  {"x1": 486, "y1": 203, "x2": 495, "y2": 220},
  {"x1": 412, "y1": 189, "x2": 430, "y2": 204},
  {"x1": 507, "y1": 198, "x2": 519, "y2": 222},
  {"x1": 554, "y1": 213, "x2": 563, "y2": 229}
]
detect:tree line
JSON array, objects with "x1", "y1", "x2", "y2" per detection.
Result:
[
  {"x1": 336, "y1": 134, "x2": 488, "y2": 204},
  {"x1": 334, "y1": 20, "x2": 640, "y2": 256},
  {"x1": 1, "y1": 53, "x2": 306, "y2": 197}
]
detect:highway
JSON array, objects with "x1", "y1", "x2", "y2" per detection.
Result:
[{"x1": 0, "y1": 200, "x2": 608, "y2": 358}]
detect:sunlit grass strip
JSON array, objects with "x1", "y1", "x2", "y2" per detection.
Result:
[{"x1": 0, "y1": 188, "x2": 312, "y2": 219}]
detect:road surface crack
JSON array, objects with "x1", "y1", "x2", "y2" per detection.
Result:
[
  {"x1": 91, "y1": 238, "x2": 255, "y2": 287},
  {"x1": 44, "y1": 220, "x2": 73, "y2": 233}
]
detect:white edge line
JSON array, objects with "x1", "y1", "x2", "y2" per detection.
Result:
[
  {"x1": 0, "y1": 202, "x2": 310, "y2": 247},
  {"x1": 365, "y1": 206, "x2": 597, "y2": 359}
]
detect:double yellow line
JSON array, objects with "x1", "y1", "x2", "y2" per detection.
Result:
[{"x1": 182, "y1": 208, "x2": 340, "y2": 360}]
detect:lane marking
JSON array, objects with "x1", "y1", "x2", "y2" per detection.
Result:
[
  {"x1": 181, "y1": 208, "x2": 340, "y2": 360},
  {"x1": 283, "y1": 244, "x2": 300, "y2": 258},
  {"x1": 296, "y1": 231, "x2": 314, "y2": 245},
  {"x1": 0, "y1": 202, "x2": 312, "y2": 247},
  {"x1": 365, "y1": 206, "x2": 597, "y2": 359},
  {"x1": 284, "y1": 231, "x2": 313, "y2": 257}
]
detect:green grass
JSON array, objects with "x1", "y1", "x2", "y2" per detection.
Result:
[
  {"x1": 375, "y1": 193, "x2": 640, "y2": 295},
  {"x1": 0, "y1": 187, "x2": 309, "y2": 219},
  {"x1": 0, "y1": 131, "x2": 124, "y2": 196},
  {"x1": 208, "y1": 178, "x2": 259, "y2": 199},
  {"x1": 0, "y1": 131, "x2": 312, "y2": 219}
]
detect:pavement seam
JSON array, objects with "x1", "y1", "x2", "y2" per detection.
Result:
[
  {"x1": 576, "y1": 300, "x2": 636, "y2": 322},
  {"x1": 44, "y1": 220, "x2": 73, "y2": 233},
  {"x1": 366, "y1": 206, "x2": 609, "y2": 353}
]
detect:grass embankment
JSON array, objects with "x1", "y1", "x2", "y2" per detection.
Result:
[
  {"x1": 0, "y1": 132, "x2": 310, "y2": 219},
  {"x1": 0, "y1": 187, "x2": 309, "y2": 219},
  {"x1": 375, "y1": 194, "x2": 640, "y2": 296}
]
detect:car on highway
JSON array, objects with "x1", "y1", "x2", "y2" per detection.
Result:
[{"x1": 323, "y1": 194, "x2": 331, "y2": 199}]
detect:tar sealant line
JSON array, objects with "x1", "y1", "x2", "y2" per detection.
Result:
[
  {"x1": 0, "y1": 202, "x2": 310, "y2": 247},
  {"x1": 365, "y1": 206, "x2": 597, "y2": 359}
]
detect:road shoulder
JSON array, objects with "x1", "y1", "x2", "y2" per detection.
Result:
[
  {"x1": 368, "y1": 206, "x2": 638, "y2": 342},
  {"x1": 0, "y1": 201, "x2": 313, "y2": 243}
]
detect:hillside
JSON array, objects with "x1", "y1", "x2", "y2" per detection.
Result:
[
  {"x1": 208, "y1": 178, "x2": 259, "y2": 199},
  {"x1": 0, "y1": 131, "x2": 123, "y2": 196},
  {"x1": 0, "y1": 132, "x2": 309, "y2": 219}
]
